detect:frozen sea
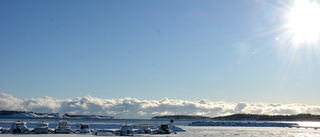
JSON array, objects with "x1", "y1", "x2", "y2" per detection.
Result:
[{"x1": 1, "y1": 118, "x2": 320, "y2": 136}]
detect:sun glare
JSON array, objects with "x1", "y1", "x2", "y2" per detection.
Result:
[{"x1": 286, "y1": 0, "x2": 320, "y2": 44}]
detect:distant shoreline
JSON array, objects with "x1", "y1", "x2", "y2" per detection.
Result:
[
  {"x1": 153, "y1": 114, "x2": 320, "y2": 121},
  {"x1": 3, "y1": 110, "x2": 320, "y2": 121},
  {"x1": 0, "y1": 110, "x2": 117, "y2": 119}
]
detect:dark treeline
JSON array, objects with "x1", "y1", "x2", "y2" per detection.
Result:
[
  {"x1": 3, "y1": 110, "x2": 320, "y2": 121},
  {"x1": 63, "y1": 113, "x2": 116, "y2": 119},
  {"x1": 212, "y1": 113, "x2": 320, "y2": 121},
  {"x1": 152, "y1": 115, "x2": 211, "y2": 119},
  {"x1": 0, "y1": 110, "x2": 116, "y2": 119},
  {"x1": 153, "y1": 113, "x2": 320, "y2": 121},
  {"x1": 0, "y1": 110, "x2": 58, "y2": 116}
]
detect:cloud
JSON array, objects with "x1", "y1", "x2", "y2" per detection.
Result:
[
  {"x1": 1, "y1": 93, "x2": 320, "y2": 119},
  {"x1": 235, "y1": 102, "x2": 247, "y2": 112}
]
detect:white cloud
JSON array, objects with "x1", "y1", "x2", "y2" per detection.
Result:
[{"x1": 1, "y1": 93, "x2": 320, "y2": 119}]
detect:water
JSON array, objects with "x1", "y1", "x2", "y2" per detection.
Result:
[{"x1": 1, "y1": 118, "x2": 320, "y2": 136}]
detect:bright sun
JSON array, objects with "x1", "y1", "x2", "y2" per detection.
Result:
[{"x1": 287, "y1": 0, "x2": 320, "y2": 44}]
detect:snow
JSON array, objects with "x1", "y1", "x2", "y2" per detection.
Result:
[
  {"x1": 1, "y1": 119, "x2": 320, "y2": 136},
  {"x1": 1, "y1": 126, "x2": 320, "y2": 136}
]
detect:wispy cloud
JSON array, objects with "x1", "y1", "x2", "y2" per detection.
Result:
[{"x1": 1, "y1": 93, "x2": 320, "y2": 119}]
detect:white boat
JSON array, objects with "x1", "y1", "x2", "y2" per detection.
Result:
[
  {"x1": 137, "y1": 124, "x2": 151, "y2": 134},
  {"x1": 34, "y1": 121, "x2": 49, "y2": 134},
  {"x1": 156, "y1": 124, "x2": 172, "y2": 134},
  {"x1": 117, "y1": 125, "x2": 134, "y2": 136},
  {"x1": 10, "y1": 120, "x2": 28, "y2": 133},
  {"x1": 55, "y1": 120, "x2": 72, "y2": 133},
  {"x1": 79, "y1": 124, "x2": 91, "y2": 133},
  {"x1": 1, "y1": 128, "x2": 10, "y2": 133}
]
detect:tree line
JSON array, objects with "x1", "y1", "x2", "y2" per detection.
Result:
[{"x1": 212, "y1": 113, "x2": 320, "y2": 121}]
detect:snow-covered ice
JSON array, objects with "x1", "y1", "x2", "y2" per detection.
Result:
[
  {"x1": 1, "y1": 126, "x2": 320, "y2": 136},
  {"x1": 1, "y1": 118, "x2": 320, "y2": 136}
]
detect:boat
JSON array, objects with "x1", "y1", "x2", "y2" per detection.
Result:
[
  {"x1": 116, "y1": 125, "x2": 134, "y2": 136},
  {"x1": 79, "y1": 124, "x2": 91, "y2": 133},
  {"x1": 55, "y1": 120, "x2": 72, "y2": 133},
  {"x1": 34, "y1": 121, "x2": 49, "y2": 134},
  {"x1": 156, "y1": 124, "x2": 172, "y2": 134},
  {"x1": 10, "y1": 120, "x2": 28, "y2": 133},
  {"x1": 1, "y1": 128, "x2": 10, "y2": 133},
  {"x1": 137, "y1": 124, "x2": 151, "y2": 134}
]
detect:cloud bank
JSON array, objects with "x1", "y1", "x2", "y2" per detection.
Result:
[{"x1": 1, "y1": 93, "x2": 320, "y2": 119}]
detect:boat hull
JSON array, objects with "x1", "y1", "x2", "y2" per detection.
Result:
[
  {"x1": 34, "y1": 127, "x2": 49, "y2": 134},
  {"x1": 55, "y1": 129, "x2": 72, "y2": 134},
  {"x1": 10, "y1": 126, "x2": 28, "y2": 133}
]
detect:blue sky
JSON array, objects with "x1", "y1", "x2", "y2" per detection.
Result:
[{"x1": 1, "y1": 0, "x2": 320, "y2": 105}]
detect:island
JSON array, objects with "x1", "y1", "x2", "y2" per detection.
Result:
[{"x1": 0, "y1": 110, "x2": 117, "y2": 119}]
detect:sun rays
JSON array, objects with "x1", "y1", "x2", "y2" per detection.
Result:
[
  {"x1": 255, "y1": 0, "x2": 320, "y2": 47},
  {"x1": 286, "y1": 0, "x2": 320, "y2": 44}
]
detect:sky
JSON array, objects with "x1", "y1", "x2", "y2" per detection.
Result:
[{"x1": 1, "y1": 0, "x2": 320, "y2": 118}]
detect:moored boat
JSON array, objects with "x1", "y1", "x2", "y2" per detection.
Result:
[
  {"x1": 79, "y1": 124, "x2": 91, "y2": 133},
  {"x1": 137, "y1": 124, "x2": 151, "y2": 134},
  {"x1": 156, "y1": 124, "x2": 172, "y2": 134},
  {"x1": 10, "y1": 120, "x2": 28, "y2": 133},
  {"x1": 116, "y1": 125, "x2": 134, "y2": 136},
  {"x1": 34, "y1": 120, "x2": 49, "y2": 134},
  {"x1": 55, "y1": 120, "x2": 72, "y2": 133}
]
